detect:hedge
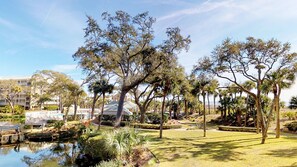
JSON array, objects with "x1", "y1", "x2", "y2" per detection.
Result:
[
  {"x1": 131, "y1": 123, "x2": 182, "y2": 129},
  {"x1": 218, "y1": 125, "x2": 258, "y2": 132}
]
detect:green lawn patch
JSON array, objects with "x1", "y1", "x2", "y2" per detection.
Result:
[{"x1": 141, "y1": 129, "x2": 297, "y2": 167}]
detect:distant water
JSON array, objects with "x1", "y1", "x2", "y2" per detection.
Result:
[
  {"x1": 0, "y1": 142, "x2": 78, "y2": 167},
  {"x1": 0, "y1": 122, "x2": 19, "y2": 131}
]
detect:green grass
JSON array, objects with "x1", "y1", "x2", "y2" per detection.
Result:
[{"x1": 141, "y1": 129, "x2": 297, "y2": 167}]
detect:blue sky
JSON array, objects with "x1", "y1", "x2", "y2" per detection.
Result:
[{"x1": 1, "y1": 0, "x2": 297, "y2": 102}]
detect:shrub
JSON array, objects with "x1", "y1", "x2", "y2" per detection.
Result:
[
  {"x1": 0, "y1": 106, "x2": 11, "y2": 113},
  {"x1": 282, "y1": 111, "x2": 297, "y2": 120},
  {"x1": 54, "y1": 121, "x2": 64, "y2": 130},
  {"x1": 284, "y1": 121, "x2": 297, "y2": 132},
  {"x1": 14, "y1": 105, "x2": 24, "y2": 114},
  {"x1": 44, "y1": 105, "x2": 59, "y2": 110},
  {"x1": 146, "y1": 113, "x2": 168, "y2": 124},
  {"x1": 96, "y1": 159, "x2": 120, "y2": 167},
  {"x1": 131, "y1": 123, "x2": 182, "y2": 129},
  {"x1": 101, "y1": 121, "x2": 129, "y2": 127},
  {"x1": 103, "y1": 128, "x2": 147, "y2": 159}
]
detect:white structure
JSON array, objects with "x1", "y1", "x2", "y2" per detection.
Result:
[
  {"x1": 25, "y1": 111, "x2": 63, "y2": 125},
  {"x1": 0, "y1": 77, "x2": 32, "y2": 109},
  {"x1": 0, "y1": 77, "x2": 59, "y2": 110}
]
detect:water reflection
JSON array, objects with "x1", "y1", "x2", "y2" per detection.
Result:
[{"x1": 0, "y1": 141, "x2": 79, "y2": 167}]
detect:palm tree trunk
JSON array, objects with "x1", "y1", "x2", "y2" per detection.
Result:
[
  {"x1": 91, "y1": 92, "x2": 97, "y2": 119},
  {"x1": 98, "y1": 93, "x2": 105, "y2": 130},
  {"x1": 203, "y1": 92, "x2": 206, "y2": 137},
  {"x1": 207, "y1": 93, "x2": 210, "y2": 115},
  {"x1": 74, "y1": 100, "x2": 78, "y2": 121},
  {"x1": 160, "y1": 90, "x2": 167, "y2": 139},
  {"x1": 185, "y1": 100, "x2": 188, "y2": 118},
  {"x1": 213, "y1": 95, "x2": 216, "y2": 113},
  {"x1": 276, "y1": 88, "x2": 281, "y2": 138}
]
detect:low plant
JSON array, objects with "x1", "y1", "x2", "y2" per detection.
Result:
[
  {"x1": 54, "y1": 121, "x2": 64, "y2": 131},
  {"x1": 282, "y1": 111, "x2": 297, "y2": 120},
  {"x1": 96, "y1": 159, "x2": 120, "y2": 167},
  {"x1": 284, "y1": 121, "x2": 297, "y2": 132},
  {"x1": 146, "y1": 113, "x2": 168, "y2": 124}
]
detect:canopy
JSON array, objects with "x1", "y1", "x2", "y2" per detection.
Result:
[{"x1": 102, "y1": 102, "x2": 133, "y2": 116}]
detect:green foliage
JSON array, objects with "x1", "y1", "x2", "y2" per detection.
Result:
[
  {"x1": 0, "y1": 106, "x2": 11, "y2": 113},
  {"x1": 218, "y1": 126, "x2": 258, "y2": 132},
  {"x1": 289, "y1": 96, "x2": 297, "y2": 109},
  {"x1": 282, "y1": 111, "x2": 297, "y2": 120},
  {"x1": 14, "y1": 105, "x2": 25, "y2": 114},
  {"x1": 146, "y1": 113, "x2": 168, "y2": 124},
  {"x1": 79, "y1": 128, "x2": 147, "y2": 164},
  {"x1": 53, "y1": 121, "x2": 64, "y2": 130},
  {"x1": 96, "y1": 159, "x2": 120, "y2": 167},
  {"x1": 43, "y1": 105, "x2": 59, "y2": 110},
  {"x1": 102, "y1": 128, "x2": 147, "y2": 160},
  {"x1": 132, "y1": 123, "x2": 182, "y2": 129},
  {"x1": 284, "y1": 121, "x2": 297, "y2": 131},
  {"x1": 101, "y1": 121, "x2": 129, "y2": 127}
]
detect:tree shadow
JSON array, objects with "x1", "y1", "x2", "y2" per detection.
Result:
[
  {"x1": 279, "y1": 162, "x2": 297, "y2": 167},
  {"x1": 265, "y1": 147, "x2": 297, "y2": 158},
  {"x1": 147, "y1": 136, "x2": 265, "y2": 163}
]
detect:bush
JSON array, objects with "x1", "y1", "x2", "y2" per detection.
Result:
[
  {"x1": 44, "y1": 105, "x2": 59, "y2": 110},
  {"x1": 0, "y1": 106, "x2": 11, "y2": 113},
  {"x1": 54, "y1": 121, "x2": 64, "y2": 130},
  {"x1": 284, "y1": 122, "x2": 297, "y2": 132},
  {"x1": 146, "y1": 113, "x2": 168, "y2": 124},
  {"x1": 96, "y1": 159, "x2": 120, "y2": 167},
  {"x1": 101, "y1": 121, "x2": 129, "y2": 127},
  {"x1": 131, "y1": 123, "x2": 182, "y2": 129},
  {"x1": 282, "y1": 111, "x2": 297, "y2": 120},
  {"x1": 14, "y1": 105, "x2": 24, "y2": 114}
]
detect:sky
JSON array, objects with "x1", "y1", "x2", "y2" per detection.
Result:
[{"x1": 1, "y1": 0, "x2": 297, "y2": 103}]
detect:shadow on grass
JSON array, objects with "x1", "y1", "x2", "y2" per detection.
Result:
[
  {"x1": 279, "y1": 162, "x2": 297, "y2": 167},
  {"x1": 265, "y1": 147, "x2": 297, "y2": 158},
  {"x1": 147, "y1": 135, "x2": 265, "y2": 163}
]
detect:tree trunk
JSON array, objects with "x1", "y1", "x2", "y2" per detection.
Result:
[
  {"x1": 203, "y1": 92, "x2": 206, "y2": 137},
  {"x1": 115, "y1": 89, "x2": 127, "y2": 128},
  {"x1": 73, "y1": 98, "x2": 78, "y2": 121},
  {"x1": 275, "y1": 95, "x2": 280, "y2": 138},
  {"x1": 213, "y1": 95, "x2": 216, "y2": 114},
  {"x1": 276, "y1": 87, "x2": 281, "y2": 138},
  {"x1": 98, "y1": 93, "x2": 105, "y2": 130},
  {"x1": 185, "y1": 100, "x2": 188, "y2": 118},
  {"x1": 139, "y1": 106, "x2": 146, "y2": 123},
  {"x1": 7, "y1": 100, "x2": 14, "y2": 115},
  {"x1": 236, "y1": 109, "x2": 242, "y2": 126},
  {"x1": 197, "y1": 94, "x2": 201, "y2": 115},
  {"x1": 91, "y1": 92, "x2": 97, "y2": 119},
  {"x1": 160, "y1": 91, "x2": 167, "y2": 139},
  {"x1": 207, "y1": 93, "x2": 210, "y2": 115}
]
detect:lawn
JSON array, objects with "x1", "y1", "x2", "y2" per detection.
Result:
[{"x1": 142, "y1": 129, "x2": 297, "y2": 167}]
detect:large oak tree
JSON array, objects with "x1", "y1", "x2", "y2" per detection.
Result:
[{"x1": 73, "y1": 11, "x2": 190, "y2": 127}]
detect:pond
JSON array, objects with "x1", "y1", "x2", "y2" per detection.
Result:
[{"x1": 0, "y1": 141, "x2": 79, "y2": 167}]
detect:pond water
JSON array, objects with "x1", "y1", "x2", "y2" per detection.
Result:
[{"x1": 0, "y1": 141, "x2": 79, "y2": 167}]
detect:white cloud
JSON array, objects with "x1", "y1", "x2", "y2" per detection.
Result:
[
  {"x1": 0, "y1": 17, "x2": 16, "y2": 29},
  {"x1": 52, "y1": 64, "x2": 77, "y2": 73}
]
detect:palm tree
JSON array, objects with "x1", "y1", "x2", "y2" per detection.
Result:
[
  {"x1": 88, "y1": 81, "x2": 102, "y2": 119},
  {"x1": 206, "y1": 79, "x2": 219, "y2": 114},
  {"x1": 242, "y1": 80, "x2": 256, "y2": 126},
  {"x1": 97, "y1": 79, "x2": 114, "y2": 130},
  {"x1": 195, "y1": 74, "x2": 211, "y2": 137},
  {"x1": 266, "y1": 69, "x2": 295, "y2": 138}
]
